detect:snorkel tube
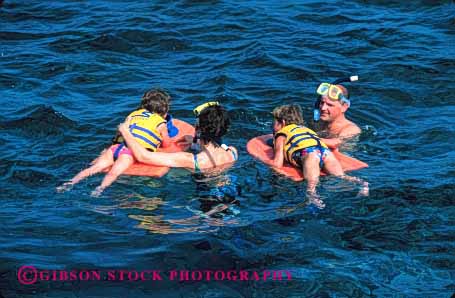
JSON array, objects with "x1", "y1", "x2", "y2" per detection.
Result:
[
  {"x1": 332, "y1": 75, "x2": 358, "y2": 85},
  {"x1": 313, "y1": 75, "x2": 359, "y2": 121}
]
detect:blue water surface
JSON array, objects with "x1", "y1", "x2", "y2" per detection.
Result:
[{"x1": 0, "y1": 0, "x2": 454, "y2": 297}]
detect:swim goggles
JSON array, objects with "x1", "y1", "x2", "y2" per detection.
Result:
[
  {"x1": 316, "y1": 83, "x2": 350, "y2": 105},
  {"x1": 193, "y1": 101, "x2": 220, "y2": 116}
]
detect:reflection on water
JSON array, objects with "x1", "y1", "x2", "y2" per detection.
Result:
[
  {"x1": 1, "y1": 0, "x2": 454, "y2": 295},
  {"x1": 129, "y1": 214, "x2": 240, "y2": 234},
  {"x1": 111, "y1": 189, "x2": 242, "y2": 234},
  {"x1": 277, "y1": 199, "x2": 315, "y2": 216},
  {"x1": 81, "y1": 173, "x2": 243, "y2": 234},
  {"x1": 129, "y1": 214, "x2": 214, "y2": 234},
  {"x1": 119, "y1": 196, "x2": 165, "y2": 211}
]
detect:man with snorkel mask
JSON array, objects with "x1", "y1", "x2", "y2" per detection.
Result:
[{"x1": 313, "y1": 76, "x2": 361, "y2": 149}]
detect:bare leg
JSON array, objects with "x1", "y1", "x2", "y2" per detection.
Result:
[
  {"x1": 56, "y1": 148, "x2": 114, "y2": 192},
  {"x1": 91, "y1": 154, "x2": 134, "y2": 197},
  {"x1": 302, "y1": 152, "x2": 321, "y2": 194},
  {"x1": 302, "y1": 152, "x2": 326, "y2": 208},
  {"x1": 321, "y1": 152, "x2": 344, "y2": 176},
  {"x1": 323, "y1": 152, "x2": 369, "y2": 196}
]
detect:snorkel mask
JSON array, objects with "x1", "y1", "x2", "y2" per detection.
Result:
[
  {"x1": 191, "y1": 101, "x2": 220, "y2": 150},
  {"x1": 313, "y1": 75, "x2": 358, "y2": 121},
  {"x1": 193, "y1": 101, "x2": 220, "y2": 117}
]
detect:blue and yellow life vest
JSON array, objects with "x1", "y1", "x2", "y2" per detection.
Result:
[
  {"x1": 275, "y1": 124, "x2": 328, "y2": 167},
  {"x1": 126, "y1": 109, "x2": 165, "y2": 151}
]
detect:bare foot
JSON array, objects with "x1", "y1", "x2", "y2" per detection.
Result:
[
  {"x1": 90, "y1": 186, "x2": 104, "y2": 198},
  {"x1": 56, "y1": 182, "x2": 73, "y2": 193},
  {"x1": 358, "y1": 182, "x2": 369, "y2": 197},
  {"x1": 306, "y1": 191, "x2": 326, "y2": 209}
]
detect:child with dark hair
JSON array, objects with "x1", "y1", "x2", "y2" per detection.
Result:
[
  {"x1": 269, "y1": 104, "x2": 368, "y2": 205},
  {"x1": 57, "y1": 88, "x2": 173, "y2": 196}
]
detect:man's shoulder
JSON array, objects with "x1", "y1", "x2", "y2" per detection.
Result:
[{"x1": 340, "y1": 120, "x2": 361, "y2": 138}]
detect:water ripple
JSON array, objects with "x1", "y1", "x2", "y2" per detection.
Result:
[{"x1": 0, "y1": 0, "x2": 454, "y2": 296}]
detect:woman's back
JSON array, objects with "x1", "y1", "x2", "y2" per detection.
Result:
[{"x1": 192, "y1": 144, "x2": 238, "y2": 176}]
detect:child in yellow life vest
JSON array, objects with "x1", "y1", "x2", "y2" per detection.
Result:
[
  {"x1": 269, "y1": 104, "x2": 368, "y2": 205},
  {"x1": 57, "y1": 89, "x2": 173, "y2": 196}
]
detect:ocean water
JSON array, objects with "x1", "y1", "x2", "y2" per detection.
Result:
[{"x1": 1, "y1": 0, "x2": 454, "y2": 297}]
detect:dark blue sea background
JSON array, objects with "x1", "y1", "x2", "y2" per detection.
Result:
[{"x1": 1, "y1": 0, "x2": 454, "y2": 297}]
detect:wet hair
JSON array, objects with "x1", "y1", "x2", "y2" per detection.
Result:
[
  {"x1": 139, "y1": 88, "x2": 170, "y2": 116},
  {"x1": 272, "y1": 104, "x2": 304, "y2": 126},
  {"x1": 198, "y1": 105, "x2": 230, "y2": 146},
  {"x1": 336, "y1": 84, "x2": 350, "y2": 99}
]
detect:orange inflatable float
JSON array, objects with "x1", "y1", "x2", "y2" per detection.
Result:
[
  {"x1": 247, "y1": 134, "x2": 368, "y2": 182},
  {"x1": 105, "y1": 119, "x2": 195, "y2": 177}
]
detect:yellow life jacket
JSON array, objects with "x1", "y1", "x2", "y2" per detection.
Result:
[
  {"x1": 275, "y1": 124, "x2": 328, "y2": 167},
  {"x1": 115, "y1": 109, "x2": 165, "y2": 151}
]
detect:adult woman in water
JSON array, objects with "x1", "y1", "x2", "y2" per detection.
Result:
[
  {"x1": 119, "y1": 102, "x2": 239, "y2": 216},
  {"x1": 118, "y1": 102, "x2": 238, "y2": 174}
]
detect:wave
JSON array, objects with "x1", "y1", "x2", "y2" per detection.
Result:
[{"x1": 0, "y1": 105, "x2": 77, "y2": 137}]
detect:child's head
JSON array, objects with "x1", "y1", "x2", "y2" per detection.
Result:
[
  {"x1": 198, "y1": 105, "x2": 230, "y2": 146},
  {"x1": 272, "y1": 104, "x2": 304, "y2": 132},
  {"x1": 140, "y1": 88, "x2": 170, "y2": 116}
]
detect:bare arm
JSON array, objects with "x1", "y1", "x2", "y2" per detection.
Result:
[
  {"x1": 264, "y1": 135, "x2": 285, "y2": 168},
  {"x1": 157, "y1": 122, "x2": 172, "y2": 148},
  {"x1": 119, "y1": 118, "x2": 194, "y2": 168},
  {"x1": 320, "y1": 137, "x2": 342, "y2": 149}
]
